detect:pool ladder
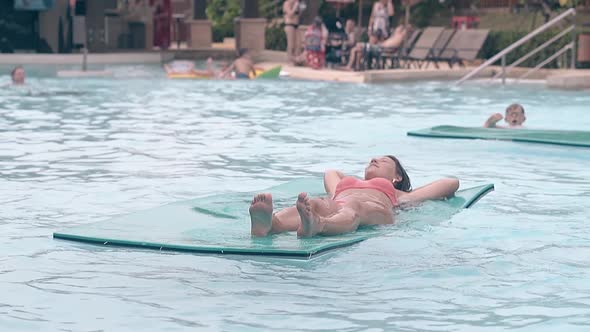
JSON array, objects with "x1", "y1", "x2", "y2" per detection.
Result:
[{"x1": 456, "y1": 8, "x2": 577, "y2": 85}]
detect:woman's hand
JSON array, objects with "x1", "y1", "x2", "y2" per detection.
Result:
[
  {"x1": 324, "y1": 169, "x2": 345, "y2": 197},
  {"x1": 397, "y1": 178, "x2": 460, "y2": 205}
]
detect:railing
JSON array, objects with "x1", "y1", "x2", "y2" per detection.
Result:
[{"x1": 456, "y1": 8, "x2": 576, "y2": 85}]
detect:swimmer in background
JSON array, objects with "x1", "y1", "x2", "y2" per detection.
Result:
[
  {"x1": 484, "y1": 103, "x2": 526, "y2": 128},
  {"x1": 221, "y1": 48, "x2": 256, "y2": 79},
  {"x1": 1, "y1": 66, "x2": 26, "y2": 89},
  {"x1": 11, "y1": 66, "x2": 25, "y2": 85}
]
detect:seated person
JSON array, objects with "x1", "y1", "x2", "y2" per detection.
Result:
[
  {"x1": 380, "y1": 25, "x2": 408, "y2": 50},
  {"x1": 293, "y1": 17, "x2": 329, "y2": 69},
  {"x1": 221, "y1": 48, "x2": 256, "y2": 79},
  {"x1": 344, "y1": 19, "x2": 357, "y2": 49},
  {"x1": 345, "y1": 30, "x2": 381, "y2": 71},
  {"x1": 325, "y1": 19, "x2": 347, "y2": 66},
  {"x1": 326, "y1": 19, "x2": 358, "y2": 67},
  {"x1": 484, "y1": 103, "x2": 526, "y2": 128},
  {"x1": 305, "y1": 17, "x2": 329, "y2": 70},
  {"x1": 345, "y1": 25, "x2": 407, "y2": 71}
]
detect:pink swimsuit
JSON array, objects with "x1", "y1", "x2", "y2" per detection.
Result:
[{"x1": 333, "y1": 177, "x2": 398, "y2": 206}]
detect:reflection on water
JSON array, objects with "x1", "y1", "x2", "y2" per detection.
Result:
[{"x1": 1, "y1": 68, "x2": 590, "y2": 331}]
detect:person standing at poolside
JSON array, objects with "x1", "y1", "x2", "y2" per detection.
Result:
[
  {"x1": 369, "y1": 0, "x2": 394, "y2": 41},
  {"x1": 283, "y1": 0, "x2": 301, "y2": 63},
  {"x1": 484, "y1": 103, "x2": 526, "y2": 128}
]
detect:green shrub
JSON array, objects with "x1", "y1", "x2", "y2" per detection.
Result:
[
  {"x1": 265, "y1": 24, "x2": 287, "y2": 51},
  {"x1": 479, "y1": 30, "x2": 574, "y2": 68},
  {"x1": 207, "y1": 0, "x2": 280, "y2": 42},
  {"x1": 207, "y1": 0, "x2": 240, "y2": 42}
]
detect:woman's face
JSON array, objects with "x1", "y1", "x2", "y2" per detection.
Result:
[{"x1": 364, "y1": 156, "x2": 398, "y2": 181}]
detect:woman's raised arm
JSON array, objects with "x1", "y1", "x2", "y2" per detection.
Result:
[
  {"x1": 324, "y1": 169, "x2": 346, "y2": 197},
  {"x1": 398, "y1": 178, "x2": 459, "y2": 205}
]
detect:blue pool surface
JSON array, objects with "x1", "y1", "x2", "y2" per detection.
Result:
[{"x1": 1, "y1": 66, "x2": 590, "y2": 331}]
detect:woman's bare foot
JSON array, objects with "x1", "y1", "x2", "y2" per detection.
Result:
[
  {"x1": 249, "y1": 193, "x2": 273, "y2": 237},
  {"x1": 296, "y1": 193, "x2": 324, "y2": 238}
]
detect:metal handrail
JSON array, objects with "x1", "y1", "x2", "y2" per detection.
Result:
[
  {"x1": 518, "y1": 42, "x2": 573, "y2": 80},
  {"x1": 456, "y1": 8, "x2": 576, "y2": 85},
  {"x1": 491, "y1": 26, "x2": 574, "y2": 80}
]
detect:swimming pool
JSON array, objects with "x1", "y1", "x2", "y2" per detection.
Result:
[{"x1": 1, "y1": 67, "x2": 590, "y2": 331}]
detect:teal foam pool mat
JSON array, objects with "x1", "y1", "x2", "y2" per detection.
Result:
[
  {"x1": 407, "y1": 125, "x2": 590, "y2": 148},
  {"x1": 53, "y1": 179, "x2": 494, "y2": 259}
]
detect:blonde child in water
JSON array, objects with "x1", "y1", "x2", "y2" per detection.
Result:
[{"x1": 484, "y1": 103, "x2": 526, "y2": 128}]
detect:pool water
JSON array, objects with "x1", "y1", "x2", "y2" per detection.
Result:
[{"x1": 1, "y1": 67, "x2": 590, "y2": 331}]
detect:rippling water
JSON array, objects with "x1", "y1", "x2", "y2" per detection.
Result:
[{"x1": 1, "y1": 66, "x2": 590, "y2": 331}]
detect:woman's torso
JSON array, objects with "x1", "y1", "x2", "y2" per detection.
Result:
[
  {"x1": 372, "y1": 3, "x2": 389, "y2": 36},
  {"x1": 333, "y1": 176, "x2": 398, "y2": 207},
  {"x1": 284, "y1": 0, "x2": 299, "y2": 25}
]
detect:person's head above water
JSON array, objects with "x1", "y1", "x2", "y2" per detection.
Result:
[
  {"x1": 364, "y1": 155, "x2": 412, "y2": 192},
  {"x1": 11, "y1": 66, "x2": 25, "y2": 85},
  {"x1": 504, "y1": 103, "x2": 526, "y2": 126}
]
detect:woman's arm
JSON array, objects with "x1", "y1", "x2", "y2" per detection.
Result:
[
  {"x1": 387, "y1": 0, "x2": 394, "y2": 16},
  {"x1": 324, "y1": 169, "x2": 346, "y2": 197},
  {"x1": 283, "y1": 1, "x2": 296, "y2": 15},
  {"x1": 398, "y1": 178, "x2": 459, "y2": 205},
  {"x1": 220, "y1": 62, "x2": 235, "y2": 77}
]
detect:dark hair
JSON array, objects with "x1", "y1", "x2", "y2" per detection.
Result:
[
  {"x1": 11, "y1": 66, "x2": 23, "y2": 78},
  {"x1": 313, "y1": 16, "x2": 323, "y2": 27},
  {"x1": 373, "y1": 28, "x2": 384, "y2": 39},
  {"x1": 237, "y1": 48, "x2": 249, "y2": 57},
  {"x1": 386, "y1": 155, "x2": 412, "y2": 192}
]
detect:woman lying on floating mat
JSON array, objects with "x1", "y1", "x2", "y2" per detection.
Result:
[
  {"x1": 484, "y1": 103, "x2": 526, "y2": 129},
  {"x1": 165, "y1": 51, "x2": 259, "y2": 80},
  {"x1": 249, "y1": 155, "x2": 459, "y2": 237},
  {"x1": 164, "y1": 59, "x2": 231, "y2": 79}
]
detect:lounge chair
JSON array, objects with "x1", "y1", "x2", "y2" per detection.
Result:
[
  {"x1": 403, "y1": 27, "x2": 445, "y2": 69},
  {"x1": 437, "y1": 29, "x2": 490, "y2": 68},
  {"x1": 427, "y1": 29, "x2": 455, "y2": 69},
  {"x1": 381, "y1": 28, "x2": 422, "y2": 69}
]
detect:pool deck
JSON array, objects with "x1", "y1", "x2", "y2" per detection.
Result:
[
  {"x1": 546, "y1": 71, "x2": 590, "y2": 90},
  {"x1": 1, "y1": 49, "x2": 589, "y2": 88}
]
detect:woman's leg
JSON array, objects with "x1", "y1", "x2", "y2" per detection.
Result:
[
  {"x1": 296, "y1": 194, "x2": 395, "y2": 237},
  {"x1": 296, "y1": 193, "x2": 361, "y2": 237},
  {"x1": 346, "y1": 47, "x2": 359, "y2": 69},
  {"x1": 250, "y1": 193, "x2": 339, "y2": 236},
  {"x1": 284, "y1": 26, "x2": 296, "y2": 61}
]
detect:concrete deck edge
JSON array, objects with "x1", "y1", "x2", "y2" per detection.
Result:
[{"x1": 0, "y1": 52, "x2": 165, "y2": 65}]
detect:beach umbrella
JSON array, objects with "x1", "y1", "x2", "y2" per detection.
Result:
[{"x1": 325, "y1": 0, "x2": 355, "y2": 17}]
